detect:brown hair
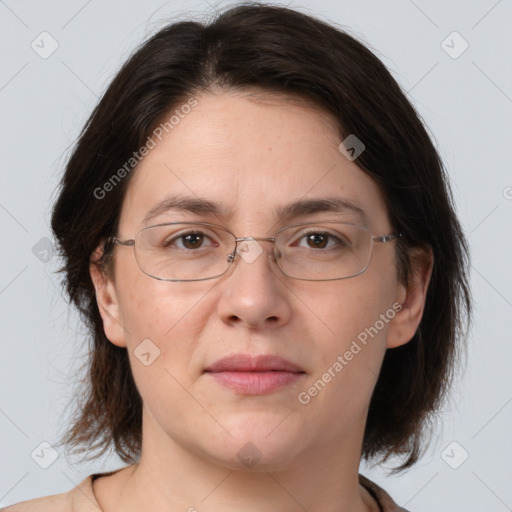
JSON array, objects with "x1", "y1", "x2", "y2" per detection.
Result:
[{"x1": 51, "y1": 2, "x2": 471, "y2": 471}]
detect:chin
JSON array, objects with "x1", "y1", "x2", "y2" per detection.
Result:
[
  {"x1": 210, "y1": 441, "x2": 303, "y2": 473},
  {"x1": 197, "y1": 414, "x2": 308, "y2": 471}
]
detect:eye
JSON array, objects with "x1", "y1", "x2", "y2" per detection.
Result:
[
  {"x1": 164, "y1": 231, "x2": 217, "y2": 250},
  {"x1": 293, "y1": 230, "x2": 348, "y2": 250}
]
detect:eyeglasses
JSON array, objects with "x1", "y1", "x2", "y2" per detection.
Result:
[{"x1": 107, "y1": 221, "x2": 402, "y2": 282}]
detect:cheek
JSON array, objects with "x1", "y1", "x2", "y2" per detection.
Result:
[
  {"x1": 116, "y1": 278, "x2": 214, "y2": 415},
  {"x1": 114, "y1": 264, "x2": 215, "y2": 376},
  {"x1": 298, "y1": 273, "x2": 397, "y2": 414},
  {"x1": 115, "y1": 253, "x2": 203, "y2": 337},
  {"x1": 323, "y1": 296, "x2": 389, "y2": 380},
  {"x1": 311, "y1": 268, "x2": 396, "y2": 347}
]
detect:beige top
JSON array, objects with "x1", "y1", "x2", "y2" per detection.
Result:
[{"x1": 2, "y1": 466, "x2": 409, "y2": 511}]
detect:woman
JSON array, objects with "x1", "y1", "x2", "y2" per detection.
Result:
[{"x1": 3, "y1": 3, "x2": 470, "y2": 511}]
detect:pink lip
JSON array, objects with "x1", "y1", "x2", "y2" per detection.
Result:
[{"x1": 204, "y1": 354, "x2": 306, "y2": 395}]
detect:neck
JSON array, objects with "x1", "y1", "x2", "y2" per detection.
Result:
[{"x1": 108, "y1": 408, "x2": 376, "y2": 512}]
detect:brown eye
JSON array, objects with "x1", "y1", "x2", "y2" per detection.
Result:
[
  {"x1": 294, "y1": 230, "x2": 344, "y2": 251},
  {"x1": 305, "y1": 233, "x2": 329, "y2": 249},
  {"x1": 181, "y1": 233, "x2": 205, "y2": 249}
]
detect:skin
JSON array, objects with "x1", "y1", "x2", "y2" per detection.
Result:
[{"x1": 90, "y1": 90, "x2": 433, "y2": 512}]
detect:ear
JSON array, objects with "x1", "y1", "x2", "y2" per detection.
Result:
[
  {"x1": 386, "y1": 246, "x2": 434, "y2": 349},
  {"x1": 89, "y1": 244, "x2": 127, "y2": 348}
]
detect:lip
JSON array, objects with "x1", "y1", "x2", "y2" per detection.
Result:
[
  {"x1": 205, "y1": 354, "x2": 304, "y2": 373},
  {"x1": 204, "y1": 354, "x2": 306, "y2": 395}
]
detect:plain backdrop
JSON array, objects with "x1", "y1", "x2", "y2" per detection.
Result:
[{"x1": 1, "y1": 0, "x2": 511, "y2": 510}]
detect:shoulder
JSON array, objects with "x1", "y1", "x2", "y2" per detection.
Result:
[
  {"x1": 1, "y1": 465, "x2": 134, "y2": 512},
  {"x1": 1, "y1": 490, "x2": 73, "y2": 512},
  {"x1": 359, "y1": 473, "x2": 410, "y2": 512},
  {"x1": 1, "y1": 474, "x2": 97, "y2": 512}
]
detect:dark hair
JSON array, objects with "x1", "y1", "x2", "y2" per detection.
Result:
[{"x1": 51, "y1": 2, "x2": 471, "y2": 471}]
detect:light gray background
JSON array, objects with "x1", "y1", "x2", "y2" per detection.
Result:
[{"x1": 1, "y1": 0, "x2": 511, "y2": 510}]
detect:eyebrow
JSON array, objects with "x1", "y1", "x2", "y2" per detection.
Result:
[{"x1": 142, "y1": 194, "x2": 367, "y2": 226}]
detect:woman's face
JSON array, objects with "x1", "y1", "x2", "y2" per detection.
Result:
[{"x1": 95, "y1": 91, "x2": 412, "y2": 470}]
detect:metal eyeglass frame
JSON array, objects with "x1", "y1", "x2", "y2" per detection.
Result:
[{"x1": 105, "y1": 221, "x2": 403, "y2": 282}]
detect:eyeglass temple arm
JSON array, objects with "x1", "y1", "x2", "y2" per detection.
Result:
[
  {"x1": 373, "y1": 233, "x2": 402, "y2": 243},
  {"x1": 104, "y1": 237, "x2": 135, "y2": 250}
]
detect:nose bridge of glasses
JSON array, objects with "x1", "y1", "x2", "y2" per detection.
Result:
[
  {"x1": 232, "y1": 236, "x2": 277, "y2": 255},
  {"x1": 234, "y1": 236, "x2": 275, "y2": 243},
  {"x1": 226, "y1": 236, "x2": 279, "y2": 265}
]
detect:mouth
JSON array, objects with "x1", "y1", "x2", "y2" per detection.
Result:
[{"x1": 204, "y1": 354, "x2": 306, "y2": 395}]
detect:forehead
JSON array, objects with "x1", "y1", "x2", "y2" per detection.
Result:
[{"x1": 119, "y1": 92, "x2": 390, "y2": 232}]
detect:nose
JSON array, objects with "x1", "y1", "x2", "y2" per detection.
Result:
[{"x1": 216, "y1": 238, "x2": 292, "y2": 330}]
